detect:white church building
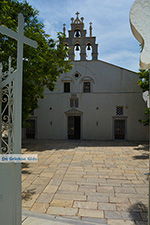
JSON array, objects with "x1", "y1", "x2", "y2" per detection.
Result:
[{"x1": 26, "y1": 13, "x2": 148, "y2": 141}]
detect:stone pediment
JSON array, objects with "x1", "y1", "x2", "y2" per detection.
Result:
[
  {"x1": 80, "y1": 76, "x2": 95, "y2": 84},
  {"x1": 65, "y1": 109, "x2": 83, "y2": 115},
  {"x1": 61, "y1": 76, "x2": 74, "y2": 82}
]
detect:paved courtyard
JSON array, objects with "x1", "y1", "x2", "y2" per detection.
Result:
[{"x1": 22, "y1": 140, "x2": 149, "y2": 225}]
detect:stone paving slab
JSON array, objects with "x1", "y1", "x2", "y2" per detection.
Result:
[
  {"x1": 22, "y1": 140, "x2": 149, "y2": 224},
  {"x1": 22, "y1": 210, "x2": 107, "y2": 225}
]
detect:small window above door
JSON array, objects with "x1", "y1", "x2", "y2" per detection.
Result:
[
  {"x1": 64, "y1": 82, "x2": 70, "y2": 93},
  {"x1": 116, "y1": 106, "x2": 123, "y2": 115}
]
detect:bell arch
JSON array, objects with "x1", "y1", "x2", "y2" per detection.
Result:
[
  {"x1": 74, "y1": 43, "x2": 81, "y2": 61},
  {"x1": 86, "y1": 43, "x2": 92, "y2": 60},
  {"x1": 74, "y1": 29, "x2": 81, "y2": 37}
]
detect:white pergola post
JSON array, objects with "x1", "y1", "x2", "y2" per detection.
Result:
[{"x1": 0, "y1": 14, "x2": 37, "y2": 225}]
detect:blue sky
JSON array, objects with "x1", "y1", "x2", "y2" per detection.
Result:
[{"x1": 27, "y1": 0, "x2": 140, "y2": 72}]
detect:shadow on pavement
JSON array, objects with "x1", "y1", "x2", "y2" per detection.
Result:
[
  {"x1": 22, "y1": 139, "x2": 148, "y2": 152},
  {"x1": 22, "y1": 188, "x2": 36, "y2": 201},
  {"x1": 22, "y1": 162, "x2": 31, "y2": 174},
  {"x1": 132, "y1": 143, "x2": 149, "y2": 160},
  {"x1": 128, "y1": 202, "x2": 148, "y2": 223},
  {"x1": 133, "y1": 154, "x2": 149, "y2": 160}
]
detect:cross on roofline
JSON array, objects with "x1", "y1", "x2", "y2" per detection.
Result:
[{"x1": 76, "y1": 12, "x2": 80, "y2": 18}]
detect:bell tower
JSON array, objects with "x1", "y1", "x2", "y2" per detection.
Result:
[{"x1": 63, "y1": 12, "x2": 98, "y2": 61}]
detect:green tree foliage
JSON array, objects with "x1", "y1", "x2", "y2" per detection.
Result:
[
  {"x1": 139, "y1": 107, "x2": 150, "y2": 126},
  {"x1": 0, "y1": 0, "x2": 72, "y2": 123},
  {"x1": 138, "y1": 70, "x2": 149, "y2": 92},
  {"x1": 138, "y1": 70, "x2": 149, "y2": 125}
]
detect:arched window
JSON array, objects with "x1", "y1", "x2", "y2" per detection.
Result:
[
  {"x1": 74, "y1": 44, "x2": 81, "y2": 61},
  {"x1": 80, "y1": 76, "x2": 95, "y2": 93},
  {"x1": 86, "y1": 43, "x2": 92, "y2": 60},
  {"x1": 74, "y1": 29, "x2": 81, "y2": 37}
]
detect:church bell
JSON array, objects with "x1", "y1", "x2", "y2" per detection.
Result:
[
  {"x1": 87, "y1": 44, "x2": 91, "y2": 50},
  {"x1": 75, "y1": 30, "x2": 80, "y2": 37},
  {"x1": 75, "y1": 44, "x2": 80, "y2": 51}
]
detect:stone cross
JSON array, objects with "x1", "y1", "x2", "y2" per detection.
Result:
[
  {"x1": 76, "y1": 12, "x2": 80, "y2": 18},
  {"x1": 130, "y1": 0, "x2": 150, "y2": 69}
]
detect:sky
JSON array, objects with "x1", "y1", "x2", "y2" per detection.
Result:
[{"x1": 26, "y1": 0, "x2": 140, "y2": 72}]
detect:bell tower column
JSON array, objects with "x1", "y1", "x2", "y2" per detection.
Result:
[
  {"x1": 92, "y1": 44, "x2": 98, "y2": 60},
  {"x1": 80, "y1": 45, "x2": 86, "y2": 60},
  {"x1": 69, "y1": 46, "x2": 74, "y2": 61}
]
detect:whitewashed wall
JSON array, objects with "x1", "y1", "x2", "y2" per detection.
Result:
[{"x1": 35, "y1": 60, "x2": 148, "y2": 141}]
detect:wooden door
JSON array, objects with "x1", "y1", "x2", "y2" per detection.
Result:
[
  {"x1": 114, "y1": 119, "x2": 125, "y2": 139},
  {"x1": 68, "y1": 116, "x2": 80, "y2": 139}
]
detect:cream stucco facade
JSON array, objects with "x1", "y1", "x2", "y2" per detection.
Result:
[{"x1": 26, "y1": 13, "x2": 148, "y2": 141}]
